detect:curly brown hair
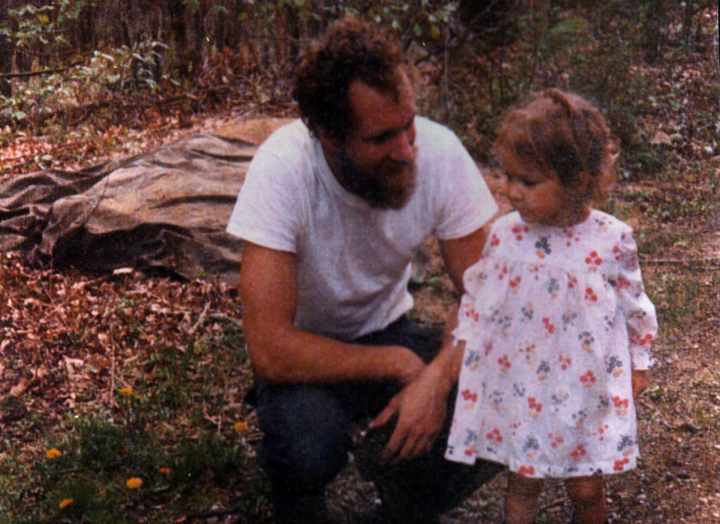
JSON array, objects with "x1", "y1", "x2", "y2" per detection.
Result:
[
  {"x1": 492, "y1": 89, "x2": 619, "y2": 205},
  {"x1": 293, "y1": 15, "x2": 408, "y2": 141}
]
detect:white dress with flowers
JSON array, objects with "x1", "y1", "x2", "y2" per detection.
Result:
[{"x1": 445, "y1": 210, "x2": 657, "y2": 478}]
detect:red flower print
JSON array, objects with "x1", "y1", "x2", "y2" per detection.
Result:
[
  {"x1": 512, "y1": 224, "x2": 529, "y2": 241},
  {"x1": 637, "y1": 333, "x2": 654, "y2": 346},
  {"x1": 568, "y1": 275, "x2": 577, "y2": 289},
  {"x1": 562, "y1": 227, "x2": 579, "y2": 247},
  {"x1": 528, "y1": 397, "x2": 543, "y2": 413},
  {"x1": 549, "y1": 433, "x2": 565, "y2": 449},
  {"x1": 464, "y1": 307, "x2": 480, "y2": 322},
  {"x1": 595, "y1": 424, "x2": 610, "y2": 442},
  {"x1": 580, "y1": 371, "x2": 597, "y2": 387},
  {"x1": 570, "y1": 445, "x2": 587, "y2": 460},
  {"x1": 585, "y1": 251, "x2": 602, "y2": 267},
  {"x1": 613, "y1": 244, "x2": 621, "y2": 261},
  {"x1": 612, "y1": 396, "x2": 629, "y2": 409},
  {"x1": 490, "y1": 234, "x2": 500, "y2": 247},
  {"x1": 495, "y1": 263, "x2": 509, "y2": 280},
  {"x1": 464, "y1": 448, "x2": 477, "y2": 457},
  {"x1": 509, "y1": 275, "x2": 522, "y2": 288},
  {"x1": 486, "y1": 428, "x2": 503, "y2": 443},
  {"x1": 614, "y1": 457, "x2": 630, "y2": 471},
  {"x1": 616, "y1": 275, "x2": 632, "y2": 291},
  {"x1": 542, "y1": 317, "x2": 555, "y2": 334},
  {"x1": 519, "y1": 344, "x2": 536, "y2": 360},
  {"x1": 558, "y1": 354, "x2": 572, "y2": 371},
  {"x1": 517, "y1": 465, "x2": 535, "y2": 477},
  {"x1": 584, "y1": 287, "x2": 598, "y2": 302},
  {"x1": 461, "y1": 389, "x2": 478, "y2": 403},
  {"x1": 498, "y1": 355, "x2": 512, "y2": 369}
]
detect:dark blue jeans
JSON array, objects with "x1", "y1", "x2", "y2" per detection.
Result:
[{"x1": 254, "y1": 316, "x2": 502, "y2": 523}]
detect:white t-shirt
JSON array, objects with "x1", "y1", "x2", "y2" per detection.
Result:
[{"x1": 226, "y1": 117, "x2": 498, "y2": 341}]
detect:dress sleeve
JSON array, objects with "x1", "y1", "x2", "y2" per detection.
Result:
[
  {"x1": 452, "y1": 248, "x2": 491, "y2": 345},
  {"x1": 615, "y1": 229, "x2": 657, "y2": 370}
]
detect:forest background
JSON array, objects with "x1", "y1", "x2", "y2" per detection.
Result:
[{"x1": 1, "y1": 1, "x2": 719, "y2": 523}]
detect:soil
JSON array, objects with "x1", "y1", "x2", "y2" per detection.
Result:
[{"x1": 1, "y1": 116, "x2": 719, "y2": 524}]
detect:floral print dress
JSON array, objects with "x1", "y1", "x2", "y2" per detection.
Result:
[{"x1": 445, "y1": 210, "x2": 657, "y2": 478}]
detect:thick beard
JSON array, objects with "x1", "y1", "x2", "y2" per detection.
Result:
[{"x1": 337, "y1": 149, "x2": 418, "y2": 210}]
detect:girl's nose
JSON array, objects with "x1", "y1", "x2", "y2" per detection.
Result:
[{"x1": 506, "y1": 180, "x2": 522, "y2": 202}]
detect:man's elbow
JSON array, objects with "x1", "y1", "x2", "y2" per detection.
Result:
[{"x1": 246, "y1": 342, "x2": 290, "y2": 384}]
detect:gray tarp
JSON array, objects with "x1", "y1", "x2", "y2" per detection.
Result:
[
  {"x1": 0, "y1": 117, "x2": 507, "y2": 284},
  {"x1": 0, "y1": 118, "x2": 293, "y2": 282}
]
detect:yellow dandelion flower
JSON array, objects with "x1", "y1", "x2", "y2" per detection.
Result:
[
  {"x1": 234, "y1": 421, "x2": 249, "y2": 433},
  {"x1": 159, "y1": 467, "x2": 171, "y2": 475},
  {"x1": 126, "y1": 477, "x2": 143, "y2": 489},
  {"x1": 119, "y1": 387, "x2": 134, "y2": 396},
  {"x1": 46, "y1": 448, "x2": 61, "y2": 459},
  {"x1": 59, "y1": 498, "x2": 74, "y2": 509}
]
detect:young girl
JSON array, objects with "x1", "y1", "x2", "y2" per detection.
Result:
[{"x1": 444, "y1": 89, "x2": 657, "y2": 524}]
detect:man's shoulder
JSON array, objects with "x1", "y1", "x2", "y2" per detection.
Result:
[
  {"x1": 249, "y1": 119, "x2": 320, "y2": 184},
  {"x1": 414, "y1": 116, "x2": 470, "y2": 167},
  {"x1": 415, "y1": 116, "x2": 456, "y2": 141},
  {"x1": 257, "y1": 118, "x2": 311, "y2": 153}
]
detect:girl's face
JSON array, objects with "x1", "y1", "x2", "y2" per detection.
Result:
[{"x1": 501, "y1": 154, "x2": 590, "y2": 227}]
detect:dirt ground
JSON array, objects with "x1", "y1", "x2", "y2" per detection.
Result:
[
  {"x1": 1, "y1": 117, "x2": 719, "y2": 524},
  {"x1": 326, "y1": 167, "x2": 720, "y2": 524}
]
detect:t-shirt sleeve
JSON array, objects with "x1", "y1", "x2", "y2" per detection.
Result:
[
  {"x1": 616, "y1": 229, "x2": 657, "y2": 370},
  {"x1": 226, "y1": 147, "x2": 303, "y2": 253},
  {"x1": 432, "y1": 132, "x2": 499, "y2": 241}
]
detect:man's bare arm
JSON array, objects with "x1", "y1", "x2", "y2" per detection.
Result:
[
  {"x1": 240, "y1": 241, "x2": 425, "y2": 385},
  {"x1": 439, "y1": 226, "x2": 489, "y2": 295},
  {"x1": 370, "y1": 226, "x2": 487, "y2": 461}
]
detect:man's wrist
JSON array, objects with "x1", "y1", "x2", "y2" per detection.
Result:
[{"x1": 423, "y1": 358, "x2": 455, "y2": 395}]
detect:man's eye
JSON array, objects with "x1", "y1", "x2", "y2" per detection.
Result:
[{"x1": 368, "y1": 133, "x2": 392, "y2": 144}]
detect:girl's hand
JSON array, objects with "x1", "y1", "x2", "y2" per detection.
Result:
[{"x1": 632, "y1": 369, "x2": 649, "y2": 400}]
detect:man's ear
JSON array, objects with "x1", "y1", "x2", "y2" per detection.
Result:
[
  {"x1": 316, "y1": 128, "x2": 342, "y2": 176},
  {"x1": 316, "y1": 127, "x2": 334, "y2": 150}
]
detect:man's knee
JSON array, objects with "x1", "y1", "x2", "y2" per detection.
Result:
[{"x1": 256, "y1": 384, "x2": 353, "y2": 489}]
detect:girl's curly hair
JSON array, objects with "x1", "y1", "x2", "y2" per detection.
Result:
[
  {"x1": 492, "y1": 89, "x2": 619, "y2": 205},
  {"x1": 293, "y1": 15, "x2": 408, "y2": 141}
]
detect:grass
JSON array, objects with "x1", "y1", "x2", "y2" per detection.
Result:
[
  {"x1": 0, "y1": 273, "x2": 271, "y2": 524},
  {"x1": 1, "y1": 365, "x2": 269, "y2": 524}
]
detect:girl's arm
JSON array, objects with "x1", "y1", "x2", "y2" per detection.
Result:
[{"x1": 616, "y1": 230, "x2": 658, "y2": 397}]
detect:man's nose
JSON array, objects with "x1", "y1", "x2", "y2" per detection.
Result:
[{"x1": 390, "y1": 130, "x2": 415, "y2": 163}]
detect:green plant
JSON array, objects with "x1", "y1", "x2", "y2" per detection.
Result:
[{"x1": 0, "y1": 1, "x2": 85, "y2": 121}]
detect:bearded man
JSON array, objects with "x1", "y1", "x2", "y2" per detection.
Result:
[{"x1": 227, "y1": 15, "x2": 501, "y2": 524}]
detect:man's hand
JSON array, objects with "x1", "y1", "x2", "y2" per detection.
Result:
[{"x1": 368, "y1": 364, "x2": 453, "y2": 463}]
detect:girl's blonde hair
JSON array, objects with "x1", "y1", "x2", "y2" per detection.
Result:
[{"x1": 492, "y1": 89, "x2": 619, "y2": 204}]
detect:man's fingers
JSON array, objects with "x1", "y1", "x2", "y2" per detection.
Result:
[
  {"x1": 383, "y1": 419, "x2": 435, "y2": 463},
  {"x1": 380, "y1": 420, "x2": 409, "y2": 462},
  {"x1": 400, "y1": 427, "x2": 438, "y2": 460},
  {"x1": 368, "y1": 402, "x2": 397, "y2": 430}
]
